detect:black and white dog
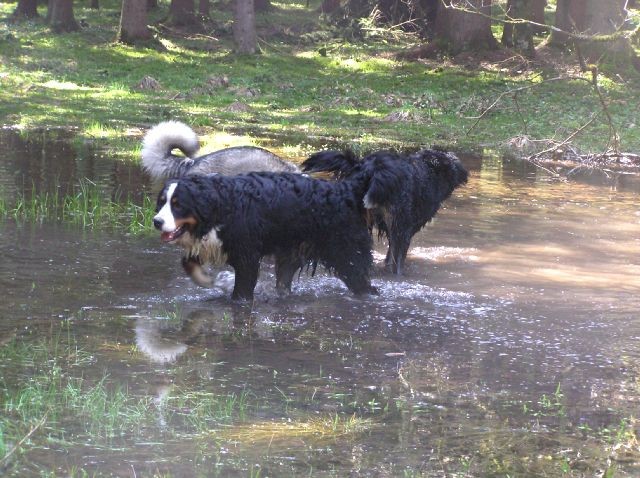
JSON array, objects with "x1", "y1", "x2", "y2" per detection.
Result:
[
  {"x1": 152, "y1": 159, "x2": 403, "y2": 301},
  {"x1": 141, "y1": 120, "x2": 299, "y2": 181},
  {"x1": 301, "y1": 149, "x2": 468, "y2": 275}
]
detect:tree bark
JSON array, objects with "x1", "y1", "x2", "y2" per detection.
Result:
[
  {"x1": 433, "y1": 0, "x2": 498, "y2": 54},
  {"x1": 48, "y1": 0, "x2": 79, "y2": 33},
  {"x1": 530, "y1": 0, "x2": 546, "y2": 29},
  {"x1": 234, "y1": 0, "x2": 257, "y2": 54},
  {"x1": 10, "y1": 0, "x2": 39, "y2": 21},
  {"x1": 254, "y1": 0, "x2": 271, "y2": 12},
  {"x1": 501, "y1": 0, "x2": 535, "y2": 57},
  {"x1": 198, "y1": 0, "x2": 210, "y2": 18},
  {"x1": 169, "y1": 0, "x2": 197, "y2": 26},
  {"x1": 551, "y1": 0, "x2": 638, "y2": 69},
  {"x1": 90, "y1": 0, "x2": 99, "y2": 9},
  {"x1": 117, "y1": 0, "x2": 152, "y2": 44}
]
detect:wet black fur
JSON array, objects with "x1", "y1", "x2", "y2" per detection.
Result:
[
  {"x1": 156, "y1": 168, "x2": 401, "y2": 301},
  {"x1": 301, "y1": 149, "x2": 468, "y2": 274}
]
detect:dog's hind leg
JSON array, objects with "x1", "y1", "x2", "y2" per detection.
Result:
[
  {"x1": 275, "y1": 250, "x2": 304, "y2": 294},
  {"x1": 387, "y1": 234, "x2": 411, "y2": 275}
]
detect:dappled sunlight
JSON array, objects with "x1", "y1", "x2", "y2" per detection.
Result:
[
  {"x1": 199, "y1": 130, "x2": 263, "y2": 150},
  {"x1": 42, "y1": 80, "x2": 86, "y2": 91},
  {"x1": 478, "y1": 243, "x2": 640, "y2": 293},
  {"x1": 216, "y1": 416, "x2": 372, "y2": 444}
]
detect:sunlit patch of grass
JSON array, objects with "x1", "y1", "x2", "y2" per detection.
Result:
[
  {"x1": 218, "y1": 414, "x2": 372, "y2": 443},
  {"x1": 85, "y1": 121, "x2": 119, "y2": 139},
  {"x1": 1, "y1": 0, "x2": 638, "y2": 158}
]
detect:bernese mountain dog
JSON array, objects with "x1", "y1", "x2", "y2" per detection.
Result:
[
  {"x1": 141, "y1": 120, "x2": 299, "y2": 181},
  {"x1": 152, "y1": 160, "x2": 403, "y2": 301},
  {"x1": 301, "y1": 149, "x2": 468, "y2": 275}
]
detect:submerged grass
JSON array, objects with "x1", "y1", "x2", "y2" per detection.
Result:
[
  {"x1": 217, "y1": 414, "x2": 372, "y2": 443},
  {"x1": 1, "y1": 325, "x2": 374, "y2": 472},
  {"x1": 0, "y1": 180, "x2": 155, "y2": 233}
]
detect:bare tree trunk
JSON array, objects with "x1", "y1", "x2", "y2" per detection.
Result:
[
  {"x1": 319, "y1": 0, "x2": 340, "y2": 14},
  {"x1": 198, "y1": 0, "x2": 210, "y2": 18},
  {"x1": 551, "y1": 0, "x2": 591, "y2": 46},
  {"x1": 48, "y1": 0, "x2": 79, "y2": 33},
  {"x1": 90, "y1": 0, "x2": 99, "y2": 9},
  {"x1": 433, "y1": 0, "x2": 497, "y2": 54},
  {"x1": 551, "y1": 0, "x2": 638, "y2": 69},
  {"x1": 117, "y1": 0, "x2": 152, "y2": 44},
  {"x1": 234, "y1": 0, "x2": 257, "y2": 54},
  {"x1": 501, "y1": 0, "x2": 535, "y2": 56},
  {"x1": 169, "y1": 0, "x2": 197, "y2": 26},
  {"x1": 147, "y1": 0, "x2": 158, "y2": 10},
  {"x1": 530, "y1": 0, "x2": 546, "y2": 31},
  {"x1": 254, "y1": 0, "x2": 271, "y2": 12},
  {"x1": 10, "y1": 0, "x2": 39, "y2": 21}
]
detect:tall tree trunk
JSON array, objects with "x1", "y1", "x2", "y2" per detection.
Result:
[
  {"x1": 530, "y1": 0, "x2": 546, "y2": 32},
  {"x1": 48, "y1": 0, "x2": 79, "y2": 33},
  {"x1": 234, "y1": 0, "x2": 257, "y2": 54},
  {"x1": 551, "y1": 0, "x2": 638, "y2": 69},
  {"x1": 433, "y1": 0, "x2": 497, "y2": 54},
  {"x1": 254, "y1": 0, "x2": 271, "y2": 12},
  {"x1": 169, "y1": 0, "x2": 196, "y2": 26},
  {"x1": 10, "y1": 0, "x2": 39, "y2": 21},
  {"x1": 147, "y1": 0, "x2": 158, "y2": 10},
  {"x1": 90, "y1": 0, "x2": 99, "y2": 9},
  {"x1": 198, "y1": 0, "x2": 210, "y2": 18},
  {"x1": 501, "y1": 0, "x2": 535, "y2": 56},
  {"x1": 117, "y1": 0, "x2": 152, "y2": 44}
]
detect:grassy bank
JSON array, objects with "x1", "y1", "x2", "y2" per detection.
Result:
[{"x1": 0, "y1": 0, "x2": 639, "y2": 161}]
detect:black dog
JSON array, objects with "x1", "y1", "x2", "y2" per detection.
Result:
[
  {"x1": 152, "y1": 164, "x2": 402, "y2": 301},
  {"x1": 301, "y1": 149, "x2": 468, "y2": 275}
]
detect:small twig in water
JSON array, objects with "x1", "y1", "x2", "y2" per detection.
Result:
[{"x1": 0, "y1": 413, "x2": 48, "y2": 467}]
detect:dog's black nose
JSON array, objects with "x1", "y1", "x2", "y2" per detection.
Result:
[{"x1": 153, "y1": 217, "x2": 164, "y2": 230}]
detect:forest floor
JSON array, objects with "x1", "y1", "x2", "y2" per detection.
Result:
[{"x1": 0, "y1": 0, "x2": 639, "y2": 165}]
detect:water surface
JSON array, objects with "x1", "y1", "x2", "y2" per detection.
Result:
[{"x1": 1, "y1": 131, "x2": 639, "y2": 476}]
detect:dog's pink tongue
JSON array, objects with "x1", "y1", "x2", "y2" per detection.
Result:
[{"x1": 161, "y1": 231, "x2": 176, "y2": 242}]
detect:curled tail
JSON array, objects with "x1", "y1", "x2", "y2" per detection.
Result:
[{"x1": 141, "y1": 121, "x2": 200, "y2": 180}]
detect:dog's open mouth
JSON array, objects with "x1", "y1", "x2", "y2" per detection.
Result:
[{"x1": 160, "y1": 226, "x2": 186, "y2": 242}]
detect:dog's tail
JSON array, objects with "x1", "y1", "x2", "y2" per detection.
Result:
[
  {"x1": 300, "y1": 150, "x2": 361, "y2": 179},
  {"x1": 302, "y1": 150, "x2": 406, "y2": 210},
  {"x1": 354, "y1": 152, "x2": 406, "y2": 210},
  {"x1": 141, "y1": 121, "x2": 200, "y2": 180}
]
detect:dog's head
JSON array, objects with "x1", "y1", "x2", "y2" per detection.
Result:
[
  {"x1": 153, "y1": 180, "x2": 199, "y2": 243},
  {"x1": 422, "y1": 151, "x2": 469, "y2": 195}
]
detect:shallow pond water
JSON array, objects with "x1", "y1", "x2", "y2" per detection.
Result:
[{"x1": 1, "y1": 130, "x2": 640, "y2": 476}]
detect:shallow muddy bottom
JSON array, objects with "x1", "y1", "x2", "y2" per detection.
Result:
[{"x1": 1, "y1": 130, "x2": 640, "y2": 476}]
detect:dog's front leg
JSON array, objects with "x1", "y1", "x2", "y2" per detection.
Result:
[
  {"x1": 230, "y1": 255, "x2": 260, "y2": 302},
  {"x1": 182, "y1": 255, "x2": 213, "y2": 288}
]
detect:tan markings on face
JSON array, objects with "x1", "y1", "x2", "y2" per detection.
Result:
[{"x1": 175, "y1": 216, "x2": 198, "y2": 229}]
